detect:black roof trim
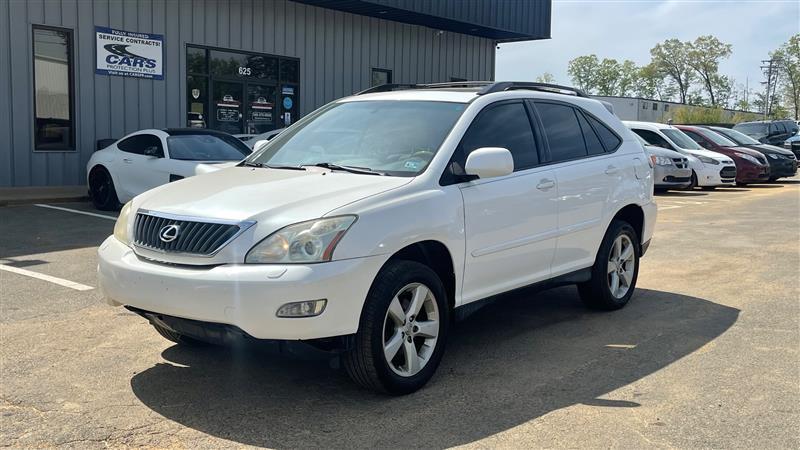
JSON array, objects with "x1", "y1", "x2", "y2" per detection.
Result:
[{"x1": 355, "y1": 81, "x2": 589, "y2": 98}]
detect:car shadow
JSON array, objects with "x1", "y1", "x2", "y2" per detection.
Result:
[
  {"x1": 654, "y1": 190, "x2": 708, "y2": 197},
  {"x1": 745, "y1": 184, "x2": 783, "y2": 189},
  {"x1": 130, "y1": 287, "x2": 738, "y2": 448}
]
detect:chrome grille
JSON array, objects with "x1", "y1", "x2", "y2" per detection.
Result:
[{"x1": 133, "y1": 211, "x2": 252, "y2": 256}]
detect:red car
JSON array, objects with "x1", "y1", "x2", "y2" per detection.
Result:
[{"x1": 675, "y1": 125, "x2": 771, "y2": 185}]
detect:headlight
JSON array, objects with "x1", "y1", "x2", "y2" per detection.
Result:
[
  {"x1": 767, "y1": 154, "x2": 778, "y2": 159},
  {"x1": 245, "y1": 215, "x2": 357, "y2": 263},
  {"x1": 696, "y1": 155, "x2": 720, "y2": 165},
  {"x1": 734, "y1": 152, "x2": 760, "y2": 165},
  {"x1": 650, "y1": 155, "x2": 672, "y2": 166},
  {"x1": 113, "y1": 201, "x2": 133, "y2": 246}
]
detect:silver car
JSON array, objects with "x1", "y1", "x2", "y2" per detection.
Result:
[{"x1": 636, "y1": 135, "x2": 692, "y2": 190}]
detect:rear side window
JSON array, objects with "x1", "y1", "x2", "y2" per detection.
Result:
[
  {"x1": 632, "y1": 129, "x2": 672, "y2": 149},
  {"x1": 586, "y1": 115, "x2": 622, "y2": 151},
  {"x1": 536, "y1": 102, "x2": 587, "y2": 162},
  {"x1": 459, "y1": 101, "x2": 539, "y2": 171},
  {"x1": 576, "y1": 112, "x2": 605, "y2": 155},
  {"x1": 117, "y1": 134, "x2": 162, "y2": 155}
]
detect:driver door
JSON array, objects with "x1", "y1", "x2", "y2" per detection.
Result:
[{"x1": 115, "y1": 134, "x2": 170, "y2": 197}]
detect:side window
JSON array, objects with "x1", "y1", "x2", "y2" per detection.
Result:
[
  {"x1": 576, "y1": 112, "x2": 605, "y2": 155},
  {"x1": 459, "y1": 102, "x2": 539, "y2": 171},
  {"x1": 632, "y1": 129, "x2": 671, "y2": 149},
  {"x1": 681, "y1": 130, "x2": 706, "y2": 147},
  {"x1": 585, "y1": 114, "x2": 622, "y2": 151},
  {"x1": 536, "y1": 102, "x2": 587, "y2": 162},
  {"x1": 117, "y1": 134, "x2": 163, "y2": 156}
]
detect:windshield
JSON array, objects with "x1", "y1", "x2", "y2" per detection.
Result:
[
  {"x1": 247, "y1": 100, "x2": 467, "y2": 176},
  {"x1": 167, "y1": 134, "x2": 251, "y2": 161},
  {"x1": 661, "y1": 129, "x2": 702, "y2": 150},
  {"x1": 734, "y1": 123, "x2": 767, "y2": 136},
  {"x1": 714, "y1": 127, "x2": 760, "y2": 145},
  {"x1": 701, "y1": 129, "x2": 738, "y2": 147}
]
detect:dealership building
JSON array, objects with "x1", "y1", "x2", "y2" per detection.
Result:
[{"x1": 0, "y1": 0, "x2": 550, "y2": 190}]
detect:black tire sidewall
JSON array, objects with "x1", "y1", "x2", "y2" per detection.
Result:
[
  {"x1": 89, "y1": 167, "x2": 119, "y2": 210},
  {"x1": 363, "y1": 260, "x2": 450, "y2": 394},
  {"x1": 600, "y1": 222, "x2": 639, "y2": 308}
]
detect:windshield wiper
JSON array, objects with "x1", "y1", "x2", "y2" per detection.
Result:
[
  {"x1": 304, "y1": 162, "x2": 386, "y2": 176},
  {"x1": 241, "y1": 161, "x2": 306, "y2": 171}
]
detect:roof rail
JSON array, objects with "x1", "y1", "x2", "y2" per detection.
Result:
[
  {"x1": 479, "y1": 82, "x2": 589, "y2": 97},
  {"x1": 354, "y1": 83, "x2": 418, "y2": 95}
]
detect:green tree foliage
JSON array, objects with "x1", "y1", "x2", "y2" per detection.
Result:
[
  {"x1": 686, "y1": 35, "x2": 733, "y2": 106},
  {"x1": 567, "y1": 54, "x2": 600, "y2": 93},
  {"x1": 535, "y1": 72, "x2": 556, "y2": 84},
  {"x1": 596, "y1": 58, "x2": 621, "y2": 95},
  {"x1": 650, "y1": 39, "x2": 694, "y2": 103},
  {"x1": 617, "y1": 60, "x2": 639, "y2": 97},
  {"x1": 774, "y1": 34, "x2": 800, "y2": 119}
]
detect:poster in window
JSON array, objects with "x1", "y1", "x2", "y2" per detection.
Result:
[{"x1": 217, "y1": 95, "x2": 241, "y2": 122}]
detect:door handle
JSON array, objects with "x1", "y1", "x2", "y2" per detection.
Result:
[
  {"x1": 604, "y1": 165, "x2": 618, "y2": 175},
  {"x1": 536, "y1": 179, "x2": 555, "y2": 191},
  {"x1": 122, "y1": 158, "x2": 133, "y2": 164}
]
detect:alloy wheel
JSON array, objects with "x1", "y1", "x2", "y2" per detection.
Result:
[
  {"x1": 382, "y1": 282, "x2": 440, "y2": 377},
  {"x1": 607, "y1": 234, "x2": 635, "y2": 299}
]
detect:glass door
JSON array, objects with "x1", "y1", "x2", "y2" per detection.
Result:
[
  {"x1": 211, "y1": 81, "x2": 244, "y2": 134},
  {"x1": 246, "y1": 84, "x2": 277, "y2": 134}
]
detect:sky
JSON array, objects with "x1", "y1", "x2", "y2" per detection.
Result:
[{"x1": 496, "y1": 0, "x2": 800, "y2": 97}]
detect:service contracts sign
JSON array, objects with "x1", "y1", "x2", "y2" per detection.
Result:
[{"x1": 95, "y1": 27, "x2": 163, "y2": 80}]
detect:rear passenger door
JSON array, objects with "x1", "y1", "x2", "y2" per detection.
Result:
[
  {"x1": 531, "y1": 101, "x2": 623, "y2": 276},
  {"x1": 455, "y1": 100, "x2": 558, "y2": 303}
]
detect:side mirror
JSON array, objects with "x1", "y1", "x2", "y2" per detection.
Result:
[
  {"x1": 253, "y1": 139, "x2": 269, "y2": 152},
  {"x1": 464, "y1": 147, "x2": 514, "y2": 179},
  {"x1": 143, "y1": 146, "x2": 162, "y2": 158}
]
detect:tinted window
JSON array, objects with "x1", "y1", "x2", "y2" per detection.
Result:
[
  {"x1": 459, "y1": 102, "x2": 539, "y2": 170},
  {"x1": 371, "y1": 68, "x2": 392, "y2": 86},
  {"x1": 586, "y1": 114, "x2": 621, "y2": 151},
  {"x1": 733, "y1": 123, "x2": 767, "y2": 135},
  {"x1": 576, "y1": 112, "x2": 604, "y2": 155},
  {"x1": 117, "y1": 134, "x2": 162, "y2": 155},
  {"x1": 167, "y1": 134, "x2": 250, "y2": 161},
  {"x1": 33, "y1": 26, "x2": 74, "y2": 150},
  {"x1": 210, "y1": 49, "x2": 277, "y2": 80},
  {"x1": 632, "y1": 129, "x2": 672, "y2": 149},
  {"x1": 700, "y1": 129, "x2": 737, "y2": 146},
  {"x1": 681, "y1": 130, "x2": 705, "y2": 145},
  {"x1": 661, "y1": 129, "x2": 702, "y2": 150},
  {"x1": 537, "y1": 102, "x2": 587, "y2": 162}
]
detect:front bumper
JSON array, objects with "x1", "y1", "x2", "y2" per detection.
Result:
[
  {"x1": 737, "y1": 164, "x2": 770, "y2": 183},
  {"x1": 98, "y1": 236, "x2": 385, "y2": 340},
  {"x1": 696, "y1": 165, "x2": 736, "y2": 187},
  {"x1": 766, "y1": 157, "x2": 797, "y2": 178},
  {"x1": 654, "y1": 165, "x2": 692, "y2": 188}
]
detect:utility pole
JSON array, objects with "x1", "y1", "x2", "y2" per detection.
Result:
[{"x1": 760, "y1": 58, "x2": 782, "y2": 119}]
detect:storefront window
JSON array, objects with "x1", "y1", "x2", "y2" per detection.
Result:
[
  {"x1": 187, "y1": 46, "x2": 207, "y2": 75},
  {"x1": 371, "y1": 68, "x2": 392, "y2": 87},
  {"x1": 210, "y1": 50, "x2": 277, "y2": 81},
  {"x1": 280, "y1": 60, "x2": 299, "y2": 84},
  {"x1": 187, "y1": 76, "x2": 208, "y2": 128},
  {"x1": 33, "y1": 25, "x2": 74, "y2": 151}
]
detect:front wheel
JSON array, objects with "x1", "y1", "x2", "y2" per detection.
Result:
[
  {"x1": 343, "y1": 260, "x2": 449, "y2": 395},
  {"x1": 688, "y1": 171, "x2": 698, "y2": 189},
  {"x1": 578, "y1": 220, "x2": 640, "y2": 310}
]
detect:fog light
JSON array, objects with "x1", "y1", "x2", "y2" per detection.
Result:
[{"x1": 276, "y1": 299, "x2": 327, "y2": 318}]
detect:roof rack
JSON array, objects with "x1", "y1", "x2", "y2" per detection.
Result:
[
  {"x1": 354, "y1": 81, "x2": 589, "y2": 98},
  {"x1": 478, "y1": 82, "x2": 589, "y2": 97}
]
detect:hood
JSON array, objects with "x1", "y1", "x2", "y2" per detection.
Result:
[
  {"x1": 644, "y1": 145, "x2": 683, "y2": 159},
  {"x1": 194, "y1": 161, "x2": 238, "y2": 175},
  {"x1": 681, "y1": 148, "x2": 733, "y2": 163},
  {"x1": 751, "y1": 144, "x2": 794, "y2": 156},
  {"x1": 726, "y1": 146, "x2": 766, "y2": 158},
  {"x1": 135, "y1": 166, "x2": 412, "y2": 225}
]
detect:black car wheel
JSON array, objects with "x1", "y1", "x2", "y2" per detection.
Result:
[{"x1": 89, "y1": 167, "x2": 120, "y2": 211}]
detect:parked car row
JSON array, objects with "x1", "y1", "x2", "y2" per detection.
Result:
[{"x1": 626, "y1": 120, "x2": 797, "y2": 190}]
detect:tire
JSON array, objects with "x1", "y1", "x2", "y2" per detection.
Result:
[
  {"x1": 343, "y1": 260, "x2": 450, "y2": 395},
  {"x1": 89, "y1": 167, "x2": 120, "y2": 211},
  {"x1": 701, "y1": 186, "x2": 716, "y2": 191},
  {"x1": 688, "y1": 171, "x2": 698, "y2": 189},
  {"x1": 578, "y1": 220, "x2": 640, "y2": 311},
  {"x1": 151, "y1": 321, "x2": 209, "y2": 347},
  {"x1": 769, "y1": 177, "x2": 778, "y2": 182},
  {"x1": 736, "y1": 182, "x2": 748, "y2": 187}
]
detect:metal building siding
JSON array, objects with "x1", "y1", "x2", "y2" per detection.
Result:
[{"x1": 0, "y1": 0, "x2": 495, "y2": 187}]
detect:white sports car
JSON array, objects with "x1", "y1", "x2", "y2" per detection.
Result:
[{"x1": 87, "y1": 129, "x2": 251, "y2": 210}]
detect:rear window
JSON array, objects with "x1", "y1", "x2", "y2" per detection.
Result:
[
  {"x1": 585, "y1": 114, "x2": 621, "y2": 151},
  {"x1": 733, "y1": 123, "x2": 767, "y2": 136},
  {"x1": 166, "y1": 134, "x2": 251, "y2": 161}
]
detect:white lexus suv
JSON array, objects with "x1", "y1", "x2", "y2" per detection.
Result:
[{"x1": 99, "y1": 82, "x2": 657, "y2": 394}]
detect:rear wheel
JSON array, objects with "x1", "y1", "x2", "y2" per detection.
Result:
[
  {"x1": 343, "y1": 260, "x2": 449, "y2": 395},
  {"x1": 578, "y1": 220, "x2": 640, "y2": 310},
  {"x1": 89, "y1": 167, "x2": 120, "y2": 211}
]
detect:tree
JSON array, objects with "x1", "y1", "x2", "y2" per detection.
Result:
[
  {"x1": 650, "y1": 39, "x2": 694, "y2": 103},
  {"x1": 595, "y1": 58, "x2": 621, "y2": 95},
  {"x1": 617, "y1": 60, "x2": 639, "y2": 97},
  {"x1": 635, "y1": 63, "x2": 669, "y2": 100},
  {"x1": 535, "y1": 72, "x2": 556, "y2": 84},
  {"x1": 713, "y1": 74, "x2": 734, "y2": 109},
  {"x1": 686, "y1": 35, "x2": 733, "y2": 106},
  {"x1": 567, "y1": 54, "x2": 600, "y2": 93},
  {"x1": 774, "y1": 34, "x2": 800, "y2": 119}
]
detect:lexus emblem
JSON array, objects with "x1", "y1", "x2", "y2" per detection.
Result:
[{"x1": 159, "y1": 224, "x2": 180, "y2": 243}]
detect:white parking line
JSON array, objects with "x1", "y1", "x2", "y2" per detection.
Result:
[
  {"x1": 34, "y1": 204, "x2": 117, "y2": 221},
  {"x1": 0, "y1": 264, "x2": 94, "y2": 291}
]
